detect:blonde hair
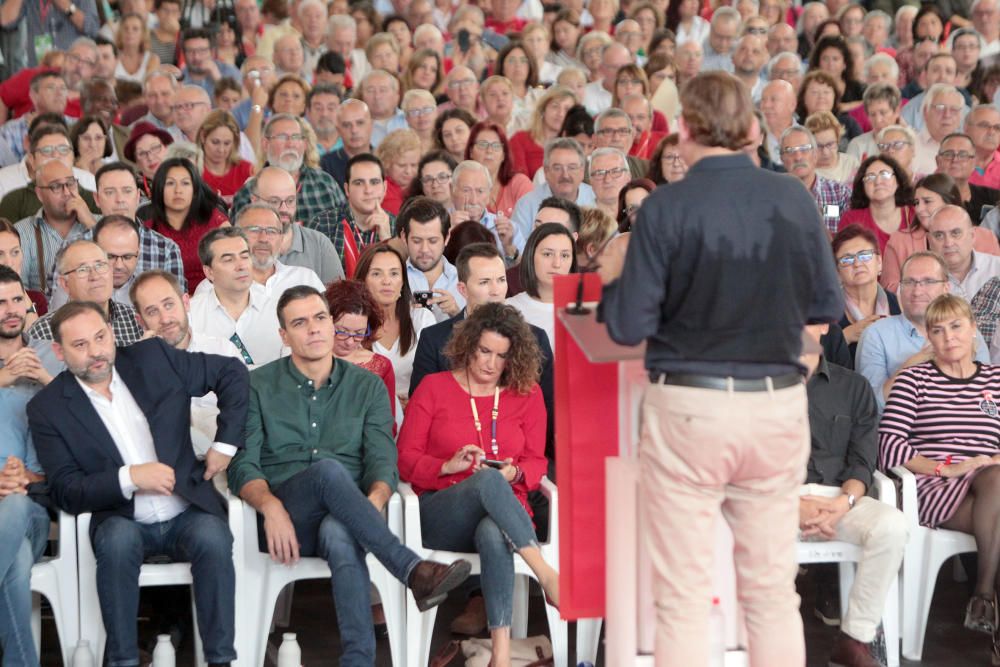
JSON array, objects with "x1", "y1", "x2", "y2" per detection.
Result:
[
  {"x1": 116, "y1": 13, "x2": 151, "y2": 54},
  {"x1": 366, "y1": 32, "x2": 401, "y2": 61},
  {"x1": 576, "y1": 206, "x2": 617, "y2": 257},
  {"x1": 557, "y1": 67, "x2": 587, "y2": 88},
  {"x1": 375, "y1": 128, "x2": 422, "y2": 168},
  {"x1": 402, "y1": 88, "x2": 436, "y2": 109},
  {"x1": 925, "y1": 293, "x2": 974, "y2": 329},
  {"x1": 197, "y1": 110, "x2": 242, "y2": 167},
  {"x1": 804, "y1": 110, "x2": 843, "y2": 140},
  {"x1": 530, "y1": 85, "x2": 577, "y2": 143}
]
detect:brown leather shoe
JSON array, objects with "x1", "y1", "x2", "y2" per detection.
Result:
[
  {"x1": 450, "y1": 595, "x2": 488, "y2": 635},
  {"x1": 409, "y1": 559, "x2": 472, "y2": 611},
  {"x1": 828, "y1": 631, "x2": 884, "y2": 667}
]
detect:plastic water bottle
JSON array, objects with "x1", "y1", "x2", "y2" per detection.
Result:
[
  {"x1": 277, "y1": 632, "x2": 302, "y2": 667},
  {"x1": 151, "y1": 634, "x2": 175, "y2": 667},
  {"x1": 71, "y1": 639, "x2": 95, "y2": 667},
  {"x1": 709, "y1": 597, "x2": 726, "y2": 667}
]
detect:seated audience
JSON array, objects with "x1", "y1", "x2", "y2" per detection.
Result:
[
  {"x1": 926, "y1": 205, "x2": 1000, "y2": 302},
  {"x1": 0, "y1": 219, "x2": 46, "y2": 318},
  {"x1": 781, "y1": 126, "x2": 852, "y2": 235},
  {"x1": 838, "y1": 155, "x2": 916, "y2": 253},
  {"x1": 934, "y1": 132, "x2": 1000, "y2": 224},
  {"x1": 197, "y1": 110, "x2": 256, "y2": 202},
  {"x1": 405, "y1": 151, "x2": 457, "y2": 210},
  {"x1": 466, "y1": 121, "x2": 533, "y2": 217}
]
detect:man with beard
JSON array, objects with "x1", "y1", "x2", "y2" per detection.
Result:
[
  {"x1": 188, "y1": 227, "x2": 285, "y2": 367},
  {"x1": 195, "y1": 204, "x2": 324, "y2": 298},
  {"x1": 130, "y1": 270, "x2": 242, "y2": 457},
  {"x1": 180, "y1": 28, "x2": 241, "y2": 97},
  {"x1": 0, "y1": 37, "x2": 96, "y2": 122},
  {"x1": 320, "y1": 99, "x2": 374, "y2": 189},
  {"x1": 780, "y1": 126, "x2": 851, "y2": 234},
  {"x1": 231, "y1": 114, "x2": 350, "y2": 231},
  {"x1": 26, "y1": 239, "x2": 144, "y2": 345},
  {"x1": 400, "y1": 197, "x2": 464, "y2": 323},
  {"x1": 0, "y1": 265, "x2": 57, "y2": 667},
  {"x1": 250, "y1": 167, "x2": 344, "y2": 284},
  {"x1": 27, "y1": 300, "x2": 248, "y2": 667},
  {"x1": 731, "y1": 35, "x2": 769, "y2": 102},
  {"x1": 306, "y1": 85, "x2": 342, "y2": 156}
]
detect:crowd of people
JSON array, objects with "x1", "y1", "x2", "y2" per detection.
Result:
[{"x1": 0, "y1": 0, "x2": 1000, "y2": 664}]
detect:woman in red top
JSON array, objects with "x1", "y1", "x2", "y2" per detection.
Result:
[
  {"x1": 838, "y1": 155, "x2": 916, "y2": 253},
  {"x1": 145, "y1": 157, "x2": 229, "y2": 294},
  {"x1": 198, "y1": 110, "x2": 255, "y2": 205},
  {"x1": 466, "y1": 122, "x2": 533, "y2": 218},
  {"x1": 509, "y1": 86, "x2": 577, "y2": 179},
  {"x1": 397, "y1": 303, "x2": 559, "y2": 665}
]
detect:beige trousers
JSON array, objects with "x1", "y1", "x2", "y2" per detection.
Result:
[{"x1": 639, "y1": 381, "x2": 810, "y2": 667}]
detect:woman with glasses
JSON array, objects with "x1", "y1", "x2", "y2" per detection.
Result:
[
  {"x1": 831, "y1": 224, "x2": 900, "y2": 364},
  {"x1": 402, "y1": 90, "x2": 439, "y2": 155},
  {"x1": 797, "y1": 70, "x2": 863, "y2": 150},
  {"x1": 876, "y1": 124, "x2": 919, "y2": 182},
  {"x1": 509, "y1": 86, "x2": 577, "y2": 180},
  {"x1": 616, "y1": 178, "x2": 655, "y2": 233},
  {"x1": 611, "y1": 64, "x2": 670, "y2": 136},
  {"x1": 881, "y1": 174, "x2": 1000, "y2": 292},
  {"x1": 325, "y1": 278, "x2": 398, "y2": 425},
  {"x1": 355, "y1": 243, "x2": 436, "y2": 409},
  {"x1": 69, "y1": 116, "x2": 113, "y2": 176},
  {"x1": 466, "y1": 122, "x2": 533, "y2": 217},
  {"x1": 838, "y1": 155, "x2": 915, "y2": 253},
  {"x1": 197, "y1": 110, "x2": 255, "y2": 203},
  {"x1": 434, "y1": 109, "x2": 478, "y2": 165},
  {"x1": 123, "y1": 122, "x2": 174, "y2": 197},
  {"x1": 806, "y1": 110, "x2": 860, "y2": 186},
  {"x1": 507, "y1": 223, "x2": 578, "y2": 348},
  {"x1": 145, "y1": 157, "x2": 229, "y2": 293},
  {"x1": 405, "y1": 151, "x2": 457, "y2": 209},
  {"x1": 647, "y1": 134, "x2": 687, "y2": 185},
  {"x1": 895, "y1": 5, "x2": 946, "y2": 87},
  {"x1": 375, "y1": 129, "x2": 422, "y2": 216}
]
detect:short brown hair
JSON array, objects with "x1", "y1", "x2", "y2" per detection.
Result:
[
  {"x1": 444, "y1": 302, "x2": 541, "y2": 394},
  {"x1": 129, "y1": 269, "x2": 183, "y2": 312},
  {"x1": 679, "y1": 72, "x2": 752, "y2": 151}
]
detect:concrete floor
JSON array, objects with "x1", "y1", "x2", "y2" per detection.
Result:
[{"x1": 34, "y1": 560, "x2": 993, "y2": 666}]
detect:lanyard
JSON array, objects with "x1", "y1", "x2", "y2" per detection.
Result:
[{"x1": 468, "y1": 382, "x2": 500, "y2": 458}]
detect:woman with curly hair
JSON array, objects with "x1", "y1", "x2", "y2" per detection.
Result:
[
  {"x1": 397, "y1": 301, "x2": 559, "y2": 667},
  {"x1": 808, "y1": 35, "x2": 866, "y2": 108},
  {"x1": 837, "y1": 154, "x2": 916, "y2": 253},
  {"x1": 647, "y1": 134, "x2": 687, "y2": 185}
]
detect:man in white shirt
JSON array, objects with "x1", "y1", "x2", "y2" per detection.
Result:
[
  {"x1": 582, "y1": 43, "x2": 632, "y2": 116},
  {"x1": 926, "y1": 205, "x2": 1000, "y2": 300},
  {"x1": 196, "y1": 204, "x2": 325, "y2": 299},
  {"x1": 700, "y1": 7, "x2": 739, "y2": 73},
  {"x1": 188, "y1": 227, "x2": 285, "y2": 367},
  {"x1": 512, "y1": 138, "x2": 596, "y2": 242},
  {"x1": 400, "y1": 196, "x2": 465, "y2": 323},
  {"x1": 973, "y1": 0, "x2": 1000, "y2": 60},
  {"x1": 901, "y1": 54, "x2": 968, "y2": 133}
]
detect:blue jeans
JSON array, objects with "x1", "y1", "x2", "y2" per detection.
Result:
[
  {"x1": 271, "y1": 460, "x2": 421, "y2": 667},
  {"x1": 0, "y1": 494, "x2": 49, "y2": 667},
  {"x1": 92, "y1": 507, "x2": 235, "y2": 667},
  {"x1": 419, "y1": 469, "x2": 538, "y2": 630}
]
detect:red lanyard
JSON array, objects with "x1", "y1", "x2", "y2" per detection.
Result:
[{"x1": 468, "y1": 383, "x2": 500, "y2": 458}]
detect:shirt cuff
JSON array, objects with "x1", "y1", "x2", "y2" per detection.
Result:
[
  {"x1": 118, "y1": 465, "x2": 137, "y2": 499},
  {"x1": 211, "y1": 442, "x2": 238, "y2": 457}
]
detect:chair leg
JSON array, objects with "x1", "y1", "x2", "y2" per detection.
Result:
[
  {"x1": 883, "y1": 572, "x2": 901, "y2": 667},
  {"x1": 274, "y1": 584, "x2": 294, "y2": 629},
  {"x1": 405, "y1": 594, "x2": 439, "y2": 667},
  {"x1": 543, "y1": 602, "x2": 568, "y2": 667},
  {"x1": 191, "y1": 594, "x2": 206, "y2": 667},
  {"x1": 512, "y1": 575, "x2": 530, "y2": 639},
  {"x1": 575, "y1": 618, "x2": 603, "y2": 664},
  {"x1": 31, "y1": 592, "x2": 41, "y2": 659}
]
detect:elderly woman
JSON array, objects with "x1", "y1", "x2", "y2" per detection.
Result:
[
  {"x1": 397, "y1": 302, "x2": 559, "y2": 667},
  {"x1": 197, "y1": 110, "x2": 255, "y2": 201},
  {"x1": 434, "y1": 109, "x2": 477, "y2": 164},
  {"x1": 881, "y1": 174, "x2": 1000, "y2": 292},
  {"x1": 466, "y1": 122, "x2": 533, "y2": 217},
  {"x1": 402, "y1": 89, "x2": 438, "y2": 155},
  {"x1": 124, "y1": 121, "x2": 174, "y2": 197},
  {"x1": 375, "y1": 129, "x2": 422, "y2": 215},
  {"x1": 365, "y1": 32, "x2": 401, "y2": 75},
  {"x1": 838, "y1": 154, "x2": 915, "y2": 252},
  {"x1": 876, "y1": 124, "x2": 920, "y2": 182},
  {"x1": 880, "y1": 292, "x2": 1000, "y2": 664},
  {"x1": 405, "y1": 151, "x2": 457, "y2": 209},
  {"x1": 797, "y1": 70, "x2": 863, "y2": 149},
  {"x1": 507, "y1": 223, "x2": 578, "y2": 348},
  {"x1": 805, "y1": 110, "x2": 859, "y2": 186},
  {"x1": 577, "y1": 31, "x2": 614, "y2": 82},
  {"x1": 576, "y1": 206, "x2": 617, "y2": 267},
  {"x1": 831, "y1": 224, "x2": 900, "y2": 363},
  {"x1": 847, "y1": 82, "x2": 902, "y2": 162},
  {"x1": 509, "y1": 86, "x2": 577, "y2": 179}
]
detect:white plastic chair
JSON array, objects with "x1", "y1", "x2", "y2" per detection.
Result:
[
  {"x1": 890, "y1": 465, "x2": 977, "y2": 661},
  {"x1": 796, "y1": 471, "x2": 901, "y2": 667},
  {"x1": 400, "y1": 477, "x2": 568, "y2": 667},
  {"x1": 232, "y1": 491, "x2": 406, "y2": 667},
  {"x1": 30, "y1": 509, "x2": 79, "y2": 666}
]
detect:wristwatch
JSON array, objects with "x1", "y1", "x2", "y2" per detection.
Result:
[
  {"x1": 846, "y1": 494, "x2": 856, "y2": 510},
  {"x1": 66, "y1": 3, "x2": 78, "y2": 15},
  {"x1": 251, "y1": 104, "x2": 263, "y2": 114}
]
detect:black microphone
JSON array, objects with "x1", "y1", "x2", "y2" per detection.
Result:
[{"x1": 565, "y1": 232, "x2": 621, "y2": 316}]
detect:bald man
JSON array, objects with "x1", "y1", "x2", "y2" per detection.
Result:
[
  {"x1": 927, "y1": 204, "x2": 1000, "y2": 301},
  {"x1": 732, "y1": 35, "x2": 768, "y2": 101},
  {"x1": 583, "y1": 43, "x2": 633, "y2": 115},
  {"x1": 321, "y1": 99, "x2": 374, "y2": 188},
  {"x1": 438, "y1": 66, "x2": 486, "y2": 118},
  {"x1": 760, "y1": 79, "x2": 798, "y2": 163}
]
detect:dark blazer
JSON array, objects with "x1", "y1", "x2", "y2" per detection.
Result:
[
  {"x1": 409, "y1": 309, "x2": 556, "y2": 459},
  {"x1": 27, "y1": 338, "x2": 249, "y2": 530},
  {"x1": 320, "y1": 147, "x2": 350, "y2": 189}
]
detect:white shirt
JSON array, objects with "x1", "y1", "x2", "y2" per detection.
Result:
[
  {"x1": 815, "y1": 152, "x2": 860, "y2": 186},
  {"x1": 675, "y1": 16, "x2": 710, "y2": 46},
  {"x1": 949, "y1": 251, "x2": 1000, "y2": 301},
  {"x1": 0, "y1": 159, "x2": 96, "y2": 201},
  {"x1": 846, "y1": 132, "x2": 880, "y2": 162},
  {"x1": 373, "y1": 306, "x2": 436, "y2": 399},
  {"x1": 187, "y1": 330, "x2": 242, "y2": 457},
  {"x1": 582, "y1": 80, "x2": 613, "y2": 117},
  {"x1": 194, "y1": 261, "x2": 324, "y2": 300},
  {"x1": 406, "y1": 257, "x2": 466, "y2": 323},
  {"x1": 78, "y1": 369, "x2": 190, "y2": 524},
  {"x1": 188, "y1": 283, "x2": 286, "y2": 368},
  {"x1": 912, "y1": 127, "x2": 941, "y2": 177},
  {"x1": 507, "y1": 292, "x2": 555, "y2": 350}
]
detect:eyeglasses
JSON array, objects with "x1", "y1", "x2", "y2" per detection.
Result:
[
  {"x1": 474, "y1": 140, "x2": 503, "y2": 152},
  {"x1": 972, "y1": 121, "x2": 1000, "y2": 133},
  {"x1": 928, "y1": 228, "x2": 968, "y2": 242},
  {"x1": 547, "y1": 163, "x2": 582, "y2": 174},
  {"x1": 505, "y1": 56, "x2": 530, "y2": 64},
  {"x1": 184, "y1": 45, "x2": 212, "y2": 56},
  {"x1": 624, "y1": 203, "x2": 641, "y2": 216},
  {"x1": 836, "y1": 249, "x2": 876, "y2": 267},
  {"x1": 447, "y1": 78, "x2": 477, "y2": 89},
  {"x1": 816, "y1": 141, "x2": 838, "y2": 153},
  {"x1": 617, "y1": 78, "x2": 643, "y2": 86},
  {"x1": 770, "y1": 68, "x2": 801, "y2": 79},
  {"x1": 172, "y1": 101, "x2": 207, "y2": 112},
  {"x1": 745, "y1": 26, "x2": 767, "y2": 35},
  {"x1": 591, "y1": 166, "x2": 628, "y2": 180},
  {"x1": 106, "y1": 252, "x2": 139, "y2": 263},
  {"x1": 406, "y1": 106, "x2": 436, "y2": 118},
  {"x1": 899, "y1": 278, "x2": 947, "y2": 289},
  {"x1": 266, "y1": 133, "x2": 305, "y2": 142},
  {"x1": 35, "y1": 144, "x2": 73, "y2": 158},
  {"x1": 862, "y1": 169, "x2": 895, "y2": 183},
  {"x1": 937, "y1": 150, "x2": 975, "y2": 161},
  {"x1": 662, "y1": 152, "x2": 683, "y2": 164},
  {"x1": 243, "y1": 225, "x2": 284, "y2": 237},
  {"x1": 66, "y1": 52, "x2": 97, "y2": 68},
  {"x1": 929, "y1": 103, "x2": 962, "y2": 115},
  {"x1": 596, "y1": 127, "x2": 632, "y2": 138},
  {"x1": 334, "y1": 325, "x2": 370, "y2": 340},
  {"x1": 62, "y1": 260, "x2": 110, "y2": 278},
  {"x1": 781, "y1": 143, "x2": 813, "y2": 156},
  {"x1": 38, "y1": 178, "x2": 79, "y2": 194},
  {"x1": 421, "y1": 173, "x2": 451, "y2": 185},
  {"x1": 257, "y1": 195, "x2": 297, "y2": 209},
  {"x1": 135, "y1": 143, "x2": 164, "y2": 161},
  {"x1": 877, "y1": 140, "x2": 911, "y2": 151}
]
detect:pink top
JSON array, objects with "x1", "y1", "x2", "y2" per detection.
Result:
[
  {"x1": 970, "y1": 149, "x2": 1000, "y2": 190},
  {"x1": 838, "y1": 206, "x2": 916, "y2": 254},
  {"x1": 880, "y1": 225, "x2": 1000, "y2": 292},
  {"x1": 509, "y1": 130, "x2": 544, "y2": 178},
  {"x1": 492, "y1": 173, "x2": 533, "y2": 216}
]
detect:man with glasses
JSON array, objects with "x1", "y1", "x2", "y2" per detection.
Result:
[
  {"x1": 196, "y1": 204, "x2": 324, "y2": 298},
  {"x1": 902, "y1": 54, "x2": 969, "y2": 133},
  {"x1": 935, "y1": 132, "x2": 1000, "y2": 223},
  {"x1": 700, "y1": 7, "x2": 739, "y2": 73},
  {"x1": 0, "y1": 72, "x2": 71, "y2": 168},
  {"x1": 63, "y1": 215, "x2": 141, "y2": 309},
  {"x1": 25, "y1": 239, "x2": 143, "y2": 345},
  {"x1": 583, "y1": 43, "x2": 633, "y2": 116},
  {"x1": 589, "y1": 148, "x2": 632, "y2": 219},
  {"x1": 307, "y1": 85, "x2": 343, "y2": 156},
  {"x1": 438, "y1": 66, "x2": 487, "y2": 119},
  {"x1": 251, "y1": 167, "x2": 344, "y2": 284},
  {"x1": 0, "y1": 124, "x2": 97, "y2": 216},
  {"x1": 594, "y1": 109, "x2": 649, "y2": 178},
  {"x1": 927, "y1": 204, "x2": 1000, "y2": 300},
  {"x1": 361, "y1": 70, "x2": 408, "y2": 149},
  {"x1": 858, "y1": 251, "x2": 990, "y2": 408},
  {"x1": 451, "y1": 161, "x2": 524, "y2": 264},
  {"x1": 180, "y1": 28, "x2": 241, "y2": 97},
  {"x1": 512, "y1": 138, "x2": 595, "y2": 242},
  {"x1": 232, "y1": 114, "x2": 351, "y2": 233},
  {"x1": 913, "y1": 84, "x2": 968, "y2": 176},
  {"x1": 966, "y1": 105, "x2": 1000, "y2": 189},
  {"x1": 321, "y1": 99, "x2": 374, "y2": 189},
  {"x1": 780, "y1": 126, "x2": 851, "y2": 233},
  {"x1": 168, "y1": 85, "x2": 212, "y2": 145}
]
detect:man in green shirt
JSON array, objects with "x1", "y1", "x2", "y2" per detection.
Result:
[{"x1": 228, "y1": 285, "x2": 471, "y2": 666}]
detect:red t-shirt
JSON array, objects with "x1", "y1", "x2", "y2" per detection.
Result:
[
  {"x1": 838, "y1": 206, "x2": 916, "y2": 254},
  {"x1": 485, "y1": 16, "x2": 528, "y2": 33},
  {"x1": 509, "y1": 130, "x2": 544, "y2": 179},
  {"x1": 382, "y1": 177, "x2": 404, "y2": 216},
  {"x1": 202, "y1": 161, "x2": 255, "y2": 198}
]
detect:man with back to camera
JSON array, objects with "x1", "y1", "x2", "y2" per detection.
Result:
[{"x1": 600, "y1": 71, "x2": 842, "y2": 666}]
